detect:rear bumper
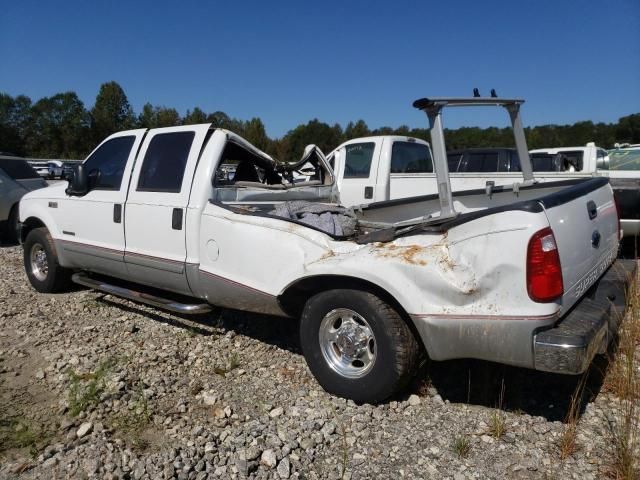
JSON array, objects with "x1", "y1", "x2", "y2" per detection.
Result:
[{"x1": 533, "y1": 259, "x2": 637, "y2": 374}]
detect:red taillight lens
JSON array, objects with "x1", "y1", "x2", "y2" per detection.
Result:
[{"x1": 526, "y1": 227, "x2": 563, "y2": 302}]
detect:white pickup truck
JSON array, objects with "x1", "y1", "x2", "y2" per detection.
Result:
[
  {"x1": 19, "y1": 96, "x2": 634, "y2": 403},
  {"x1": 328, "y1": 138, "x2": 610, "y2": 207}
]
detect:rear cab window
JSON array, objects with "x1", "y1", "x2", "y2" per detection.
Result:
[
  {"x1": 344, "y1": 142, "x2": 375, "y2": 178},
  {"x1": 464, "y1": 152, "x2": 499, "y2": 172},
  {"x1": 390, "y1": 142, "x2": 433, "y2": 173}
]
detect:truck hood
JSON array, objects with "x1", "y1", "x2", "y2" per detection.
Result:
[{"x1": 21, "y1": 181, "x2": 67, "y2": 200}]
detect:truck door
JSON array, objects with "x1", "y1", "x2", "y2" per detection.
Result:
[
  {"x1": 124, "y1": 124, "x2": 211, "y2": 296},
  {"x1": 56, "y1": 130, "x2": 147, "y2": 278},
  {"x1": 334, "y1": 140, "x2": 381, "y2": 206},
  {"x1": 387, "y1": 140, "x2": 436, "y2": 199}
]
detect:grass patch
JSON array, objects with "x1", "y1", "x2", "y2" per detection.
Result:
[
  {"x1": 67, "y1": 357, "x2": 116, "y2": 416},
  {"x1": 452, "y1": 435, "x2": 471, "y2": 458},
  {"x1": 110, "y1": 388, "x2": 152, "y2": 451},
  {"x1": 488, "y1": 380, "x2": 506, "y2": 439},
  {"x1": 605, "y1": 274, "x2": 639, "y2": 479},
  {"x1": 558, "y1": 374, "x2": 586, "y2": 460},
  {"x1": 0, "y1": 417, "x2": 41, "y2": 457},
  {"x1": 213, "y1": 352, "x2": 241, "y2": 377}
]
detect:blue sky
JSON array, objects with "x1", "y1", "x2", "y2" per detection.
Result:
[{"x1": 1, "y1": 0, "x2": 638, "y2": 138}]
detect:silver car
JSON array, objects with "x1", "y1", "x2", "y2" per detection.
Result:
[{"x1": 0, "y1": 156, "x2": 47, "y2": 242}]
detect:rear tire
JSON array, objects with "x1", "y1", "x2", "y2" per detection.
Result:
[
  {"x1": 23, "y1": 227, "x2": 72, "y2": 293},
  {"x1": 300, "y1": 289, "x2": 419, "y2": 403}
]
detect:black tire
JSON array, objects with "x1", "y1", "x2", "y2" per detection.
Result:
[
  {"x1": 23, "y1": 227, "x2": 72, "y2": 293},
  {"x1": 300, "y1": 289, "x2": 419, "y2": 403},
  {"x1": 6, "y1": 204, "x2": 20, "y2": 244}
]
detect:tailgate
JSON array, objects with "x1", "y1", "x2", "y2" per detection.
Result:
[{"x1": 539, "y1": 178, "x2": 619, "y2": 313}]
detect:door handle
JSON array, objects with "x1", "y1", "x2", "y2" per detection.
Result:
[
  {"x1": 113, "y1": 204, "x2": 122, "y2": 223},
  {"x1": 364, "y1": 186, "x2": 373, "y2": 199},
  {"x1": 172, "y1": 208, "x2": 183, "y2": 230},
  {"x1": 587, "y1": 200, "x2": 597, "y2": 220}
]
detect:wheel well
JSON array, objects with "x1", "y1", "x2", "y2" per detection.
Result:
[
  {"x1": 20, "y1": 217, "x2": 46, "y2": 243},
  {"x1": 278, "y1": 275, "x2": 409, "y2": 320}
]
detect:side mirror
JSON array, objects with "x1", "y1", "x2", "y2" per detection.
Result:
[{"x1": 65, "y1": 164, "x2": 89, "y2": 196}]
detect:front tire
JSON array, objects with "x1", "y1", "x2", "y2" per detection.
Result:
[
  {"x1": 300, "y1": 289, "x2": 419, "y2": 403},
  {"x1": 23, "y1": 227, "x2": 72, "y2": 293}
]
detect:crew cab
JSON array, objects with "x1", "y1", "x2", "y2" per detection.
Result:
[{"x1": 19, "y1": 96, "x2": 635, "y2": 403}]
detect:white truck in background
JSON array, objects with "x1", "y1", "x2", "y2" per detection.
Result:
[{"x1": 327, "y1": 139, "x2": 612, "y2": 207}]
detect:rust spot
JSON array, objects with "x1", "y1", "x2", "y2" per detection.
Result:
[{"x1": 374, "y1": 243, "x2": 428, "y2": 266}]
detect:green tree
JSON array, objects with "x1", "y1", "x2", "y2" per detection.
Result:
[
  {"x1": 0, "y1": 93, "x2": 32, "y2": 155},
  {"x1": 344, "y1": 120, "x2": 370, "y2": 140},
  {"x1": 615, "y1": 114, "x2": 640, "y2": 144},
  {"x1": 137, "y1": 103, "x2": 181, "y2": 128},
  {"x1": 183, "y1": 107, "x2": 207, "y2": 125},
  {"x1": 91, "y1": 81, "x2": 134, "y2": 142},
  {"x1": 25, "y1": 92, "x2": 90, "y2": 158},
  {"x1": 242, "y1": 118, "x2": 270, "y2": 151}
]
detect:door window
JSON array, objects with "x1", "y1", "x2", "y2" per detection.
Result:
[
  {"x1": 343, "y1": 142, "x2": 375, "y2": 178},
  {"x1": 137, "y1": 132, "x2": 195, "y2": 192},
  {"x1": 390, "y1": 142, "x2": 433, "y2": 173},
  {"x1": 84, "y1": 136, "x2": 136, "y2": 190},
  {"x1": 464, "y1": 152, "x2": 499, "y2": 172}
]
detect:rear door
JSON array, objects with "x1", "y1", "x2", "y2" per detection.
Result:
[
  {"x1": 388, "y1": 139, "x2": 436, "y2": 199},
  {"x1": 124, "y1": 124, "x2": 211, "y2": 295},
  {"x1": 542, "y1": 179, "x2": 619, "y2": 313}
]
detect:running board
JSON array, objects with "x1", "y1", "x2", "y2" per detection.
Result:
[{"x1": 71, "y1": 273, "x2": 212, "y2": 315}]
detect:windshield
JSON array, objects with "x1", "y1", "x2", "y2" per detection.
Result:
[
  {"x1": 0, "y1": 158, "x2": 40, "y2": 179},
  {"x1": 608, "y1": 149, "x2": 640, "y2": 170}
]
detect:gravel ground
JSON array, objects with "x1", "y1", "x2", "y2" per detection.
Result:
[{"x1": 0, "y1": 244, "x2": 636, "y2": 479}]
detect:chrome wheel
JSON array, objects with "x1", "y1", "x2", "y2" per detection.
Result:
[
  {"x1": 30, "y1": 243, "x2": 49, "y2": 281},
  {"x1": 319, "y1": 308, "x2": 376, "y2": 379}
]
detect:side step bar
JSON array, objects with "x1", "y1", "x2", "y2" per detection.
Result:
[{"x1": 72, "y1": 273, "x2": 212, "y2": 315}]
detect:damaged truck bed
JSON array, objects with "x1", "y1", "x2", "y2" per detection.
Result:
[{"x1": 19, "y1": 96, "x2": 636, "y2": 403}]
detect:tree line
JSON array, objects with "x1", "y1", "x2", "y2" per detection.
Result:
[{"x1": 1, "y1": 81, "x2": 639, "y2": 161}]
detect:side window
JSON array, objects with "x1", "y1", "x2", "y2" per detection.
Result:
[
  {"x1": 465, "y1": 152, "x2": 499, "y2": 172},
  {"x1": 83, "y1": 136, "x2": 136, "y2": 190},
  {"x1": 509, "y1": 152, "x2": 522, "y2": 172},
  {"x1": 447, "y1": 153, "x2": 462, "y2": 172},
  {"x1": 390, "y1": 142, "x2": 433, "y2": 173},
  {"x1": 344, "y1": 142, "x2": 375, "y2": 178},
  {"x1": 137, "y1": 132, "x2": 195, "y2": 193}
]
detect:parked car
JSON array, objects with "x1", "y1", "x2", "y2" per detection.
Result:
[
  {"x1": 28, "y1": 160, "x2": 64, "y2": 179},
  {"x1": 0, "y1": 155, "x2": 47, "y2": 242},
  {"x1": 19, "y1": 96, "x2": 633, "y2": 402}
]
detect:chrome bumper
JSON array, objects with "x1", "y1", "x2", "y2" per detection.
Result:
[{"x1": 533, "y1": 259, "x2": 636, "y2": 375}]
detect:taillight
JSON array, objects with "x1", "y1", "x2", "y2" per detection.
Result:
[
  {"x1": 526, "y1": 227, "x2": 563, "y2": 302},
  {"x1": 614, "y1": 196, "x2": 622, "y2": 240}
]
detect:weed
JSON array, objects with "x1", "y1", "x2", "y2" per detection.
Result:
[
  {"x1": 452, "y1": 435, "x2": 471, "y2": 458},
  {"x1": 110, "y1": 387, "x2": 152, "y2": 452},
  {"x1": 558, "y1": 374, "x2": 586, "y2": 460},
  {"x1": 213, "y1": 353, "x2": 241, "y2": 377},
  {"x1": 606, "y1": 274, "x2": 639, "y2": 479},
  {"x1": 228, "y1": 352, "x2": 240, "y2": 371},
  {"x1": 0, "y1": 417, "x2": 40, "y2": 457},
  {"x1": 67, "y1": 357, "x2": 116, "y2": 416},
  {"x1": 488, "y1": 380, "x2": 506, "y2": 439}
]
